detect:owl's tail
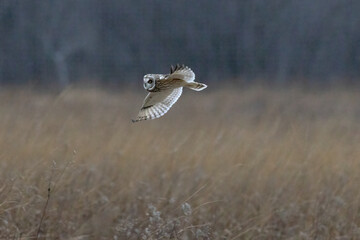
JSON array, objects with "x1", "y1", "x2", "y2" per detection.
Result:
[{"x1": 186, "y1": 82, "x2": 207, "y2": 91}]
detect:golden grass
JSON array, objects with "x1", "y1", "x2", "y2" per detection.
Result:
[{"x1": 1, "y1": 86, "x2": 360, "y2": 239}]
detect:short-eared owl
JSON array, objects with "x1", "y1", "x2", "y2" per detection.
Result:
[{"x1": 132, "y1": 64, "x2": 207, "y2": 122}]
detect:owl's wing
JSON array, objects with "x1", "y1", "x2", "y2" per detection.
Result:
[
  {"x1": 168, "y1": 64, "x2": 195, "y2": 82},
  {"x1": 132, "y1": 87, "x2": 183, "y2": 122}
]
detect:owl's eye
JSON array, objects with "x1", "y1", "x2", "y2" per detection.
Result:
[{"x1": 148, "y1": 79, "x2": 153, "y2": 84}]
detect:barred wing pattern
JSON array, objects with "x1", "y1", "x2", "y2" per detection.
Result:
[
  {"x1": 169, "y1": 64, "x2": 195, "y2": 82},
  {"x1": 132, "y1": 87, "x2": 183, "y2": 122}
]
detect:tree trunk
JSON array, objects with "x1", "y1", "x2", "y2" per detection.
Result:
[{"x1": 54, "y1": 51, "x2": 69, "y2": 87}]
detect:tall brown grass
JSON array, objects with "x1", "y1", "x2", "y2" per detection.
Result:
[{"x1": 0, "y1": 86, "x2": 360, "y2": 239}]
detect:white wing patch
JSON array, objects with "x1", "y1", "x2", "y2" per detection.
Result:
[
  {"x1": 132, "y1": 87, "x2": 183, "y2": 122},
  {"x1": 169, "y1": 65, "x2": 195, "y2": 82}
]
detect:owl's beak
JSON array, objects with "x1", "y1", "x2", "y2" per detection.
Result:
[{"x1": 143, "y1": 83, "x2": 147, "y2": 89}]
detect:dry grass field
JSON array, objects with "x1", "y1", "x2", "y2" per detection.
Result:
[{"x1": 0, "y1": 85, "x2": 360, "y2": 239}]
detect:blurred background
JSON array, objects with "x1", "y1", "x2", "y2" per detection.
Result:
[
  {"x1": 2, "y1": 1, "x2": 360, "y2": 239},
  {"x1": 1, "y1": 0, "x2": 360, "y2": 87}
]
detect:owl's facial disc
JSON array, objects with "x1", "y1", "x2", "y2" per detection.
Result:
[{"x1": 143, "y1": 75, "x2": 156, "y2": 91}]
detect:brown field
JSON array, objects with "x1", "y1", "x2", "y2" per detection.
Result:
[{"x1": 0, "y1": 86, "x2": 360, "y2": 239}]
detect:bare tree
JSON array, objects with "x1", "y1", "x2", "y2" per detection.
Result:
[
  {"x1": 0, "y1": 0, "x2": 360, "y2": 85},
  {"x1": 37, "y1": 0, "x2": 97, "y2": 86}
]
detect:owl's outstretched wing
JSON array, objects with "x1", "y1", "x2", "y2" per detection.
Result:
[
  {"x1": 168, "y1": 64, "x2": 195, "y2": 82},
  {"x1": 132, "y1": 87, "x2": 183, "y2": 122}
]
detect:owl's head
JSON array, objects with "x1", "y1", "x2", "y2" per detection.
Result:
[{"x1": 143, "y1": 74, "x2": 156, "y2": 91}]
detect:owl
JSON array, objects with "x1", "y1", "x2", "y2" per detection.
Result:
[{"x1": 132, "y1": 64, "x2": 207, "y2": 122}]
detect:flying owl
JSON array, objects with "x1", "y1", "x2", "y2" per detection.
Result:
[{"x1": 132, "y1": 64, "x2": 207, "y2": 122}]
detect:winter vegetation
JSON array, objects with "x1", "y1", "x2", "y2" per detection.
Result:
[{"x1": 0, "y1": 86, "x2": 360, "y2": 239}]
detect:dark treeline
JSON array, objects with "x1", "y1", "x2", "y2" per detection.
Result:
[{"x1": 0, "y1": 0, "x2": 360, "y2": 86}]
